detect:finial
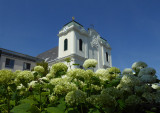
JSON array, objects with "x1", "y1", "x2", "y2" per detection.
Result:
[{"x1": 72, "y1": 16, "x2": 75, "y2": 20}]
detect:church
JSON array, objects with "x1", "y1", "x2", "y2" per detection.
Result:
[{"x1": 37, "y1": 18, "x2": 112, "y2": 70}]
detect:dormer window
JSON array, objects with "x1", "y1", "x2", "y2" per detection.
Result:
[
  {"x1": 106, "y1": 52, "x2": 108, "y2": 62},
  {"x1": 79, "y1": 39, "x2": 83, "y2": 51},
  {"x1": 64, "y1": 39, "x2": 68, "y2": 51}
]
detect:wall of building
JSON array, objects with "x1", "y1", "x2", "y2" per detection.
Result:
[
  {"x1": 58, "y1": 31, "x2": 75, "y2": 58},
  {"x1": 75, "y1": 31, "x2": 89, "y2": 58},
  {"x1": 0, "y1": 55, "x2": 36, "y2": 71}
]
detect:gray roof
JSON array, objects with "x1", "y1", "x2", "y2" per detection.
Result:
[
  {"x1": 37, "y1": 46, "x2": 58, "y2": 62},
  {"x1": 0, "y1": 48, "x2": 43, "y2": 62}
]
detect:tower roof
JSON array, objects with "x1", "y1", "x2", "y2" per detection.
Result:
[{"x1": 63, "y1": 20, "x2": 83, "y2": 28}]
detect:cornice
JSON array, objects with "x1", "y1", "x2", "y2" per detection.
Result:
[
  {"x1": 58, "y1": 25, "x2": 89, "y2": 37},
  {"x1": 48, "y1": 54, "x2": 87, "y2": 63}
]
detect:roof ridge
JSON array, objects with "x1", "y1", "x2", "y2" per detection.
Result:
[{"x1": 63, "y1": 20, "x2": 83, "y2": 27}]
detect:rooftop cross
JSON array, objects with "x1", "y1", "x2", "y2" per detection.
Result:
[{"x1": 72, "y1": 16, "x2": 75, "y2": 20}]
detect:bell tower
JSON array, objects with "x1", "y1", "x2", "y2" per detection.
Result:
[{"x1": 57, "y1": 18, "x2": 88, "y2": 60}]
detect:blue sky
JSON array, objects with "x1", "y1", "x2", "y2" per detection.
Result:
[{"x1": 0, "y1": 0, "x2": 160, "y2": 77}]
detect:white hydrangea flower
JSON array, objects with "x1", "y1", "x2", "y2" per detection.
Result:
[
  {"x1": 122, "y1": 68, "x2": 133, "y2": 75},
  {"x1": 61, "y1": 75, "x2": 67, "y2": 78},
  {"x1": 107, "y1": 67, "x2": 121, "y2": 80},
  {"x1": 17, "y1": 71, "x2": 34, "y2": 84},
  {"x1": 138, "y1": 67, "x2": 156, "y2": 77},
  {"x1": 34, "y1": 66, "x2": 44, "y2": 73},
  {"x1": 86, "y1": 95, "x2": 100, "y2": 106},
  {"x1": 38, "y1": 77, "x2": 49, "y2": 83},
  {"x1": 0, "y1": 70, "x2": 15, "y2": 85},
  {"x1": 54, "y1": 82, "x2": 78, "y2": 95},
  {"x1": 91, "y1": 84, "x2": 101, "y2": 91},
  {"x1": 14, "y1": 70, "x2": 22, "y2": 76},
  {"x1": 65, "y1": 90, "x2": 87, "y2": 106},
  {"x1": 101, "y1": 87, "x2": 122, "y2": 98},
  {"x1": 40, "y1": 77, "x2": 48, "y2": 80},
  {"x1": 142, "y1": 92, "x2": 154, "y2": 102},
  {"x1": 125, "y1": 95, "x2": 142, "y2": 106},
  {"x1": 140, "y1": 75, "x2": 157, "y2": 83},
  {"x1": 51, "y1": 63, "x2": 68, "y2": 75},
  {"x1": 132, "y1": 61, "x2": 147, "y2": 73},
  {"x1": 46, "y1": 73, "x2": 54, "y2": 79},
  {"x1": 95, "y1": 69, "x2": 110, "y2": 82},
  {"x1": 85, "y1": 70, "x2": 95, "y2": 79},
  {"x1": 83, "y1": 59, "x2": 97, "y2": 69},
  {"x1": 50, "y1": 78, "x2": 63, "y2": 86},
  {"x1": 120, "y1": 75, "x2": 141, "y2": 87},
  {"x1": 138, "y1": 68, "x2": 157, "y2": 83},
  {"x1": 152, "y1": 83, "x2": 160, "y2": 90},
  {"x1": 96, "y1": 69, "x2": 106, "y2": 75},
  {"x1": 67, "y1": 69, "x2": 88, "y2": 80},
  {"x1": 28, "y1": 81, "x2": 37, "y2": 88},
  {"x1": 49, "y1": 95, "x2": 57, "y2": 103},
  {"x1": 17, "y1": 84, "x2": 25, "y2": 90},
  {"x1": 134, "y1": 84, "x2": 152, "y2": 94}
]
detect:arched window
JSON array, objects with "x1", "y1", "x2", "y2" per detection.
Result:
[
  {"x1": 64, "y1": 39, "x2": 68, "y2": 51},
  {"x1": 79, "y1": 39, "x2": 83, "y2": 51},
  {"x1": 106, "y1": 52, "x2": 108, "y2": 62}
]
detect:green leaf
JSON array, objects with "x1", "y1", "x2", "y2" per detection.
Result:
[
  {"x1": 10, "y1": 100, "x2": 15, "y2": 106},
  {"x1": 28, "y1": 105, "x2": 41, "y2": 113},
  {"x1": 45, "y1": 107, "x2": 64, "y2": 113},
  {"x1": 65, "y1": 108, "x2": 78, "y2": 113},
  {"x1": 41, "y1": 92, "x2": 50, "y2": 96},
  {"x1": 46, "y1": 98, "x2": 66, "y2": 113},
  {"x1": 88, "y1": 108, "x2": 100, "y2": 113},
  {"x1": 72, "y1": 64, "x2": 79, "y2": 66},
  {"x1": 9, "y1": 83, "x2": 17, "y2": 91},
  {"x1": 11, "y1": 103, "x2": 31, "y2": 113},
  {"x1": 117, "y1": 99, "x2": 125, "y2": 110},
  {"x1": 109, "y1": 78, "x2": 121, "y2": 87},
  {"x1": 57, "y1": 99, "x2": 66, "y2": 111},
  {"x1": 20, "y1": 98, "x2": 38, "y2": 105}
]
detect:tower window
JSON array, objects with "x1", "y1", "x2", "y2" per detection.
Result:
[
  {"x1": 106, "y1": 52, "x2": 108, "y2": 62},
  {"x1": 64, "y1": 39, "x2": 68, "y2": 51},
  {"x1": 79, "y1": 39, "x2": 83, "y2": 51}
]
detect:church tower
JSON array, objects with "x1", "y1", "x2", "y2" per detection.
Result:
[{"x1": 57, "y1": 18, "x2": 112, "y2": 70}]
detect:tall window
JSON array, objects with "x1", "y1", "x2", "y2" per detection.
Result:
[
  {"x1": 79, "y1": 39, "x2": 83, "y2": 51},
  {"x1": 5, "y1": 58, "x2": 15, "y2": 69},
  {"x1": 106, "y1": 52, "x2": 108, "y2": 62},
  {"x1": 23, "y1": 62, "x2": 31, "y2": 70},
  {"x1": 64, "y1": 39, "x2": 68, "y2": 51}
]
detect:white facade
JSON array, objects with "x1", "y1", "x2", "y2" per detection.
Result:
[{"x1": 49, "y1": 20, "x2": 112, "y2": 70}]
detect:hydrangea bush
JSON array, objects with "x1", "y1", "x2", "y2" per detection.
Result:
[{"x1": 0, "y1": 60, "x2": 160, "y2": 113}]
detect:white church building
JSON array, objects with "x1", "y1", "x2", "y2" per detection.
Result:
[{"x1": 37, "y1": 19, "x2": 112, "y2": 70}]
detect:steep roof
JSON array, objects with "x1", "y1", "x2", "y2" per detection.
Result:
[
  {"x1": 63, "y1": 20, "x2": 83, "y2": 28},
  {"x1": 37, "y1": 46, "x2": 58, "y2": 62}
]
